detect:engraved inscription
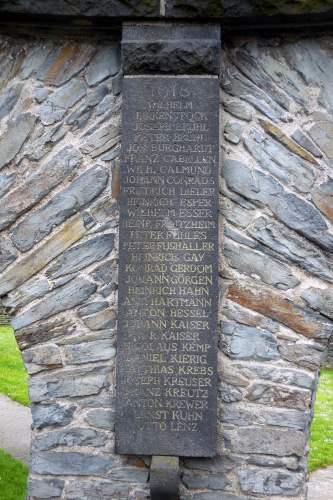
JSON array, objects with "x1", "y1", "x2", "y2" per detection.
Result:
[{"x1": 116, "y1": 77, "x2": 219, "y2": 457}]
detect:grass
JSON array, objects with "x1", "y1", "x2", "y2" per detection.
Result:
[
  {"x1": 308, "y1": 369, "x2": 333, "y2": 472},
  {"x1": 0, "y1": 449, "x2": 28, "y2": 500},
  {"x1": 0, "y1": 326, "x2": 29, "y2": 406}
]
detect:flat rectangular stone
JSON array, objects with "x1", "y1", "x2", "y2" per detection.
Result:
[{"x1": 116, "y1": 76, "x2": 219, "y2": 457}]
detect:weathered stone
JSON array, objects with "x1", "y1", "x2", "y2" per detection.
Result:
[
  {"x1": 224, "y1": 121, "x2": 244, "y2": 144},
  {"x1": 219, "y1": 382, "x2": 243, "y2": 403},
  {"x1": 16, "y1": 317, "x2": 76, "y2": 351},
  {"x1": 244, "y1": 128, "x2": 315, "y2": 193},
  {"x1": 0, "y1": 213, "x2": 90, "y2": 297},
  {"x1": 65, "y1": 480, "x2": 129, "y2": 500},
  {"x1": 224, "y1": 225, "x2": 257, "y2": 249},
  {"x1": 31, "y1": 403, "x2": 76, "y2": 430},
  {"x1": 222, "y1": 65, "x2": 286, "y2": 123},
  {"x1": 225, "y1": 240, "x2": 299, "y2": 290},
  {"x1": 302, "y1": 287, "x2": 333, "y2": 320},
  {"x1": 12, "y1": 167, "x2": 109, "y2": 252},
  {"x1": 111, "y1": 466, "x2": 149, "y2": 483},
  {"x1": 0, "y1": 146, "x2": 81, "y2": 231},
  {"x1": 192, "y1": 493, "x2": 247, "y2": 500},
  {"x1": 46, "y1": 234, "x2": 114, "y2": 280},
  {"x1": 3, "y1": 275, "x2": 72, "y2": 310},
  {"x1": 31, "y1": 451, "x2": 111, "y2": 476},
  {"x1": 12, "y1": 277, "x2": 97, "y2": 331},
  {"x1": 86, "y1": 45, "x2": 120, "y2": 86},
  {"x1": 223, "y1": 98, "x2": 252, "y2": 121},
  {"x1": 309, "y1": 119, "x2": 333, "y2": 159},
  {"x1": 238, "y1": 362, "x2": 315, "y2": 390},
  {"x1": 92, "y1": 259, "x2": 115, "y2": 285},
  {"x1": 84, "y1": 408, "x2": 115, "y2": 430},
  {"x1": 37, "y1": 44, "x2": 94, "y2": 86},
  {"x1": 39, "y1": 80, "x2": 86, "y2": 125},
  {"x1": 122, "y1": 23, "x2": 220, "y2": 75},
  {"x1": 222, "y1": 403, "x2": 309, "y2": 430},
  {"x1": 21, "y1": 122, "x2": 66, "y2": 161},
  {"x1": 29, "y1": 478, "x2": 65, "y2": 498},
  {"x1": 78, "y1": 301, "x2": 109, "y2": 317},
  {"x1": 225, "y1": 426, "x2": 306, "y2": 456},
  {"x1": 223, "y1": 299, "x2": 278, "y2": 333},
  {"x1": 33, "y1": 428, "x2": 107, "y2": 451},
  {"x1": 312, "y1": 179, "x2": 333, "y2": 223},
  {"x1": 81, "y1": 308, "x2": 117, "y2": 331},
  {"x1": 246, "y1": 382, "x2": 311, "y2": 410},
  {"x1": 238, "y1": 467, "x2": 303, "y2": 496},
  {"x1": 231, "y1": 50, "x2": 292, "y2": 112},
  {"x1": 227, "y1": 280, "x2": 332, "y2": 341},
  {"x1": 247, "y1": 216, "x2": 333, "y2": 283},
  {"x1": 0, "y1": 113, "x2": 35, "y2": 170},
  {"x1": 81, "y1": 123, "x2": 120, "y2": 158},
  {"x1": 182, "y1": 470, "x2": 230, "y2": 490},
  {"x1": 291, "y1": 129, "x2": 323, "y2": 158},
  {"x1": 222, "y1": 198, "x2": 254, "y2": 229},
  {"x1": 76, "y1": 391, "x2": 113, "y2": 409},
  {"x1": 0, "y1": 173, "x2": 15, "y2": 197},
  {"x1": 23, "y1": 344, "x2": 62, "y2": 374},
  {"x1": 224, "y1": 159, "x2": 333, "y2": 252},
  {"x1": 29, "y1": 366, "x2": 108, "y2": 402},
  {"x1": 63, "y1": 339, "x2": 115, "y2": 365},
  {"x1": 67, "y1": 85, "x2": 109, "y2": 129},
  {"x1": 0, "y1": 236, "x2": 17, "y2": 272},
  {"x1": 259, "y1": 119, "x2": 318, "y2": 164},
  {"x1": 279, "y1": 340, "x2": 323, "y2": 371},
  {"x1": 221, "y1": 321, "x2": 279, "y2": 361},
  {"x1": 247, "y1": 454, "x2": 300, "y2": 471},
  {"x1": 0, "y1": 82, "x2": 23, "y2": 120}
]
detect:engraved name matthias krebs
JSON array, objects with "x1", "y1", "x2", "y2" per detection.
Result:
[{"x1": 116, "y1": 77, "x2": 219, "y2": 456}]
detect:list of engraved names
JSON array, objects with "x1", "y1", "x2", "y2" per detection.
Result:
[{"x1": 116, "y1": 77, "x2": 219, "y2": 457}]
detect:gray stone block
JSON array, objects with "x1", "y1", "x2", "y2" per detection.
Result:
[
  {"x1": 29, "y1": 366, "x2": 108, "y2": 402},
  {"x1": 224, "y1": 159, "x2": 333, "y2": 252},
  {"x1": 0, "y1": 173, "x2": 15, "y2": 197},
  {"x1": 39, "y1": 80, "x2": 86, "y2": 125},
  {"x1": 12, "y1": 166, "x2": 109, "y2": 252},
  {"x1": 0, "y1": 113, "x2": 36, "y2": 170},
  {"x1": 244, "y1": 128, "x2": 315, "y2": 193},
  {"x1": 65, "y1": 480, "x2": 130, "y2": 500},
  {"x1": 222, "y1": 321, "x2": 279, "y2": 361},
  {"x1": 0, "y1": 236, "x2": 17, "y2": 273},
  {"x1": 31, "y1": 451, "x2": 112, "y2": 475},
  {"x1": 248, "y1": 216, "x2": 333, "y2": 283},
  {"x1": 12, "y1": 277, "x2": 97, "y2": 330},
  {"x1": 225, "y1": 426, "x2": 306, "y2": 456},
  {"x1": 122, "y1": 23, "x2": 221, "y2": 75},
  {"x1": 46, "y1": 234, "x2": 114, "y2": 279},
  {"x1": 246, "y1": 382, "x2": 311, "y2": 410},
  {"x1": 0, "y1": 146, "x2": 81, "y2": 231},
  {"x1": 0, "y1": 82, "x2": 23, "y2": 120},
  {"x1": 225, "y1": 240, "x2": 299, "y2": 290},
  {"x1": 33, "y1": 427, "x2": 107, "y2": 451},
  {"x1": 81, "y1": 308, "x2": 117, "y2": 331},
  {"x1": 37, "y1": 45, "x2": 94, "y2": 86},
  {"x1": 29, "y1": 478, "x2": 65, "y2": 498},
  {"x1": 238, "y1": 466, "x2": 303, "y2": 496},
  {"x1": 63, "y1": 339, "x2": 115, "y2": 365},
  {"x1": 302, "y1": 287, "x2": 333, "y2": 320},
  {"x1": 86, "y1": 45, "x2": 121, "y2": 86},
  {"x1": 223, "y1": 98, "x2": 252, "y2": 121},
  {"x1": 84, "y1": 408, "x2": 115, "y2": 430},
  {"x1": 31, "y1": 403, "x2": 76, "y2": 430}
]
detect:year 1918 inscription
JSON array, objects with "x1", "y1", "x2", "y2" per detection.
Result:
[{"x1": 116, "y1": 77, "x2": 219, "y2": 457}]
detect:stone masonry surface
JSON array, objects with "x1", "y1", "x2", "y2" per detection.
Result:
[{"x1": 0, "y1": 31, "x2": 332, "y2": 500}]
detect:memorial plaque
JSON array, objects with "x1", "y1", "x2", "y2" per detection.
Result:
[{"x1": 116, "y1": 76, "x2": 219, "y2": 457}]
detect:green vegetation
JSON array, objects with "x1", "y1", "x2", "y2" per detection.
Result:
[
  {"x1": 309, "y1": 369, "x2": 333, "y2": 472},
  {"x1": 0, "y1": 449, "x2": 28, "y2": 500},
  {"x1": 0, "y1": 326, "x2": 29, "y2": 406}
]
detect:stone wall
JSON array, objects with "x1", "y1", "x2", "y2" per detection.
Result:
[{"x1": 0, "y1": 30, "x2": 332, "y2": 500}]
